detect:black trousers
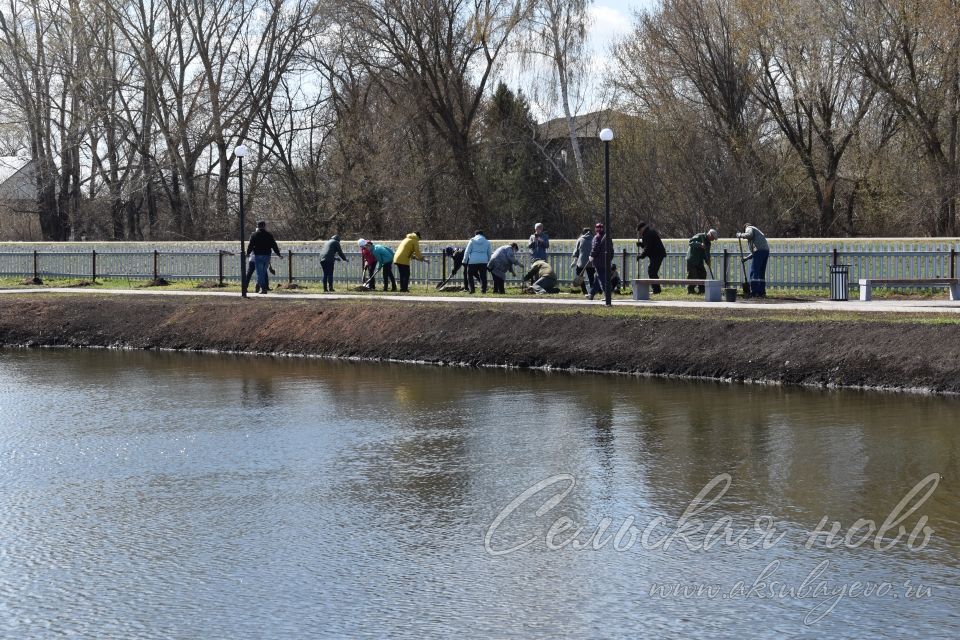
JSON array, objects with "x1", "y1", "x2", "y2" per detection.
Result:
[
  {"x1": 467, "y1": 264, "x2": 487, "y2": 293},
  {"x1": 492, "y1": 273, "x2": 506, "y2": 293},
  {"x1": 687, "y1": 260, "x2": 707, "y2": 293},
  {"x1": 577, "y1": 265, "x2": 596, "y2": 294},
  {"x1": 648, "y1": 255, "x2": 664, "y2": 294},
  {"x1": 381, "y1": 263, "x2": 397, "y2": 290},
  {"x1": 363, "y1": 263, "x2": 376, "y2": 288},
  {"x1": 397, "y1": 264, "x2": 411, "y2": 291},
  {"x1": 245, "y1": 261, "x2": 256, "y2": 291},
  {"x1": 321, "y1": 261, "x2": 335, "y2": 291},
  {"x1": 448, "y1": 265, "x2": 469, "y2": 288}
]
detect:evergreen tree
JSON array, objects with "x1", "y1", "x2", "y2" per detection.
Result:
[{"x1": 477, "y1": 84, "x2": 552, "y2": 237}]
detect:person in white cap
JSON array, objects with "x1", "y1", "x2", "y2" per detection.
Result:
[
  {"x1": 686, "y1": 228, "x2": 719, "y2": 294},
  {"x1": 358, "y1": 239, "x2": 377, "y2": 288}
]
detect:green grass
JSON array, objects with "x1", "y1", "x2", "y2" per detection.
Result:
[
  {"x1": 0, "y1": 275, "x2": 952, "y2": 302},
  {"x1": 4, "y1": 276, "x2": 959, "y2": 325}
]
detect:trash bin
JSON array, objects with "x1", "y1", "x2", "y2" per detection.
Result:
[{"x1": 829, "y1": 264, "x2": 849, "y2": 301}]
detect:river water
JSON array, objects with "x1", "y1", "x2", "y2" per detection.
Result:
[{"x1": 0, "y1": 348, "x2": 958, "y2": 638}]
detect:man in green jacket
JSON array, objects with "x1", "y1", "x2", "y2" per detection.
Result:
[
  {"x1": 686, "y1": 228, "x2": 719, "y2": 294},
  {"x1": 523, "y1": 260, "x2": 559, "y2": 294}
]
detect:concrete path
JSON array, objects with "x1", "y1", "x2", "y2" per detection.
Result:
[{"x1": 3, "y1": 287, "x2": 960, "y2": 315}]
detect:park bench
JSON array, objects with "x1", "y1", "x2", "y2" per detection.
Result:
[
  {"x1": 631, "y1": 278, "x2": 723, "y2": 302},
  {"x1": 858, "y1": 278, "x2": 960, "y2": 301}
]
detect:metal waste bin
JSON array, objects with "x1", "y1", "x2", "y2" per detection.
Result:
[{"x1": 829, "y1": 264, "x2": 849, "y2": 301}]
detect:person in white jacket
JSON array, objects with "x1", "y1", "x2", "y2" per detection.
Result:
[{"x1": 463, "y1": 230, "x2": 492, "y2": 293}]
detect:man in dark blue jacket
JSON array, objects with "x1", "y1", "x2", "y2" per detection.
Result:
[{"x1": 246, "y1": 220, "x2": 282, "y2": 294}]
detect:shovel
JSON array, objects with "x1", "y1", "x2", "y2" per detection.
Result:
[
  {"x1": 362, "y1": 264, "x2": 383, "y2": 289},
  {"x1": 737, "y1": 236, "x2": 752, "y2": 297},
  {"x1": 435, "y1": 267, "x2": 461, "y2": 290}
]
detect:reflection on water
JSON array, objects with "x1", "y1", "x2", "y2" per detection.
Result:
[{"x1": 0, "y1": 348, "x2": 958, "y2": 638}]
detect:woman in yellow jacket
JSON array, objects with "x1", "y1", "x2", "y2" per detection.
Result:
[{"x1": 393, "y1": 232, "x2": 430, "y2": 292}]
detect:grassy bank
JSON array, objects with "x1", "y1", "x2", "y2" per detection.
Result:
[
  {"x1": 2, "y1": 294, "x2": 959, "y2": 393},
  {"x1": 0, "y1": 275, "x2": 949, "y2": 303}
]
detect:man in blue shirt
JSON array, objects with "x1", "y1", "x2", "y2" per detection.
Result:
[{"x1": 528, "y1": 222, "x2": 549, "y2": 261}]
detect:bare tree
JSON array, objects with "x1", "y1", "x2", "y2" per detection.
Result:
[
  {"x1": 744, "y1": 0, "x2": 878, "y2": 235},
  {"x1": 522, "y1": 0, "x2": 592, "y2": 185},
  {"x1": 341, "y1": 0, "x2": 535, "y2": 223},
  {"x1": 843, "y1": 0, "x2": 960, "y2": 235}
]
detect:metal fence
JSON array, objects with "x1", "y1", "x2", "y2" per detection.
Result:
[{"x1": 2, "y1": 240, "x2": 959, "y2": 290}]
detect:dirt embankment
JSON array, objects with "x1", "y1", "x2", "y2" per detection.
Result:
[{"x1": 1, "y1": 295, "x2": 959, "y2": 393}]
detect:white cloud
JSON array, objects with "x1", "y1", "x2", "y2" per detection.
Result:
[{"x1": 588, "y1": 5, "x2": 635, "y2": 56}]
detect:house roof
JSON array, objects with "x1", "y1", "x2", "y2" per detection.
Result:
[
  {"x1": 0, "y1": 155, "x2": 31, "y2": 185},
  {"x1": 538, "y1": 111, "x2": 610, "y2": 142},
  {"x1": 537, "y1": 110, "x2": 640, "y2": 142}
]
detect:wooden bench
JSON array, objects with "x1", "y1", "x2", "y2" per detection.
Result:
[
  {"x1": 858, "y1": 278, "x2": 960, "y2": 301},
  {"x1": 632, "y1": 278, "x2": 723, "y2": 302}
]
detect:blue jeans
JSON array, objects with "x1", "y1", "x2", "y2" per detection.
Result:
[
  {"x1": 589, "y1": 264, "x2": 608, "y2": 296},
  {"x1": 255, "y1": 255, "x2": 271, "y2": 292},
  {"x1": 749, "y1": 249, "x2": 769, "y2": 296}
]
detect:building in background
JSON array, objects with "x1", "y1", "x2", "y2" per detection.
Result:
[{"x1": 0, "y1": 155, "x2": 40, "y2": 240}]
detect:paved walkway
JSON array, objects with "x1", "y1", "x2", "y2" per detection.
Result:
[{"x1": 3, "y1": 287, "x2": 960, "y2": 314}]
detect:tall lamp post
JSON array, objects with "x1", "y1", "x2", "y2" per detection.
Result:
[
  {"x1": 235, "y1": 144, "x2": 248, "y2": 297},
  {"x1": 599, "y1": 127, "x2": 614, "y2": 306}
]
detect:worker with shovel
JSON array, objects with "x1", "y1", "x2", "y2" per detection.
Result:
[
  {"x1": 737, "y1": 224, "x2": 769, "y2": 297},
  {"x1": 637, "y1": 221, "x2": 666, "y2": 294},
  {"x1": 587, "y1": 222, "x2": 614, "y2": 300},
  {"x1": 319, "y1": 234, "x2": 348, "y2": 292},
  {"x1": 359, "y1": 239, "x2": 377, "y2": 289},
  {"x1": 394, "y1": 232, "x2": 429, "y2": 292},
  {"x1": 371, "y1": 242, "x2": 398, "y2": 291},
  {"x1": 686, "y1": 228, "x2": 719, "y2": 294},
  {"x1": 488, "y1": 243, "x2": 522, "y2": 293},
  {"x1": 437, "y1": 246, "x2": 468, "y2": 290},
  {"x1": 463, "y1": 230, "x2": 492, "y2": 294},
  {"x1": 571, "y1": 227, "x2": 595, "y2": 294}
]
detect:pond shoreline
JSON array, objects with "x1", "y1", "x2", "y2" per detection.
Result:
[{"x1": 2, "y1": 294, "x2": 959, "y2": 394}]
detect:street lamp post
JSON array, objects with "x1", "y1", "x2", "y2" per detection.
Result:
[
  {"x1": 235, "y1": 144, "x2": 248, "y2": 297},
  {"x1": 599, "y1": 128, "x2": 614, "y2": 306}
]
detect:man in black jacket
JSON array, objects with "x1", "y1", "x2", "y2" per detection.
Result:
[
  {"x1": 637, "y1": 221, "x2": 667, "y2": 294},
  {"x1": 443, "y1": 246, "x2": 469, "y2": 288},
  {"x1": 246, "y1": 220, "x2": 282, "y2": 295}
]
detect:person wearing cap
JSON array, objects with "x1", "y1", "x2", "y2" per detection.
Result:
[
  {"x1": 463, "y1": 229, "x2": 492, "y2": 294},
  {"x1": 488, "y1": 242, "x2": 522, "y2": 294},
  {"x1": 372, "y1": 242, "x2": 397, "y2": 291},
  {"x1": 528, "y1": 222, "x2": 550, "y2": 261},
  {"x1": 394, "y1": 231, "x2": 430, "y2": 292},
  {"x1": 737, "y1": 223, "x2": 769, "y2": 297},
  {"x1": 571, "y1": 227, "x2": 595, "y2": 294},
  {"x1": 637, "y1": 221, "x2": 667, "y2": 294},
  {"x1": 686, "y1": 228, "x2": 719, "y2": 294},
  {"x1": 359, "y1": 239, "x2": 377, "y2": 288},
  {"x1": 319, "y1": 234, "x2": 348, "y2": 292},
  {"x1": 587, "y1": 222, "x2": 614, "y2": 300},
  {"x1": 246, "y1": 220, "x2": 282, "y2": 295},
  {"x1": 443, "y1": 245, "x2": 468, "y2": 289}
]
